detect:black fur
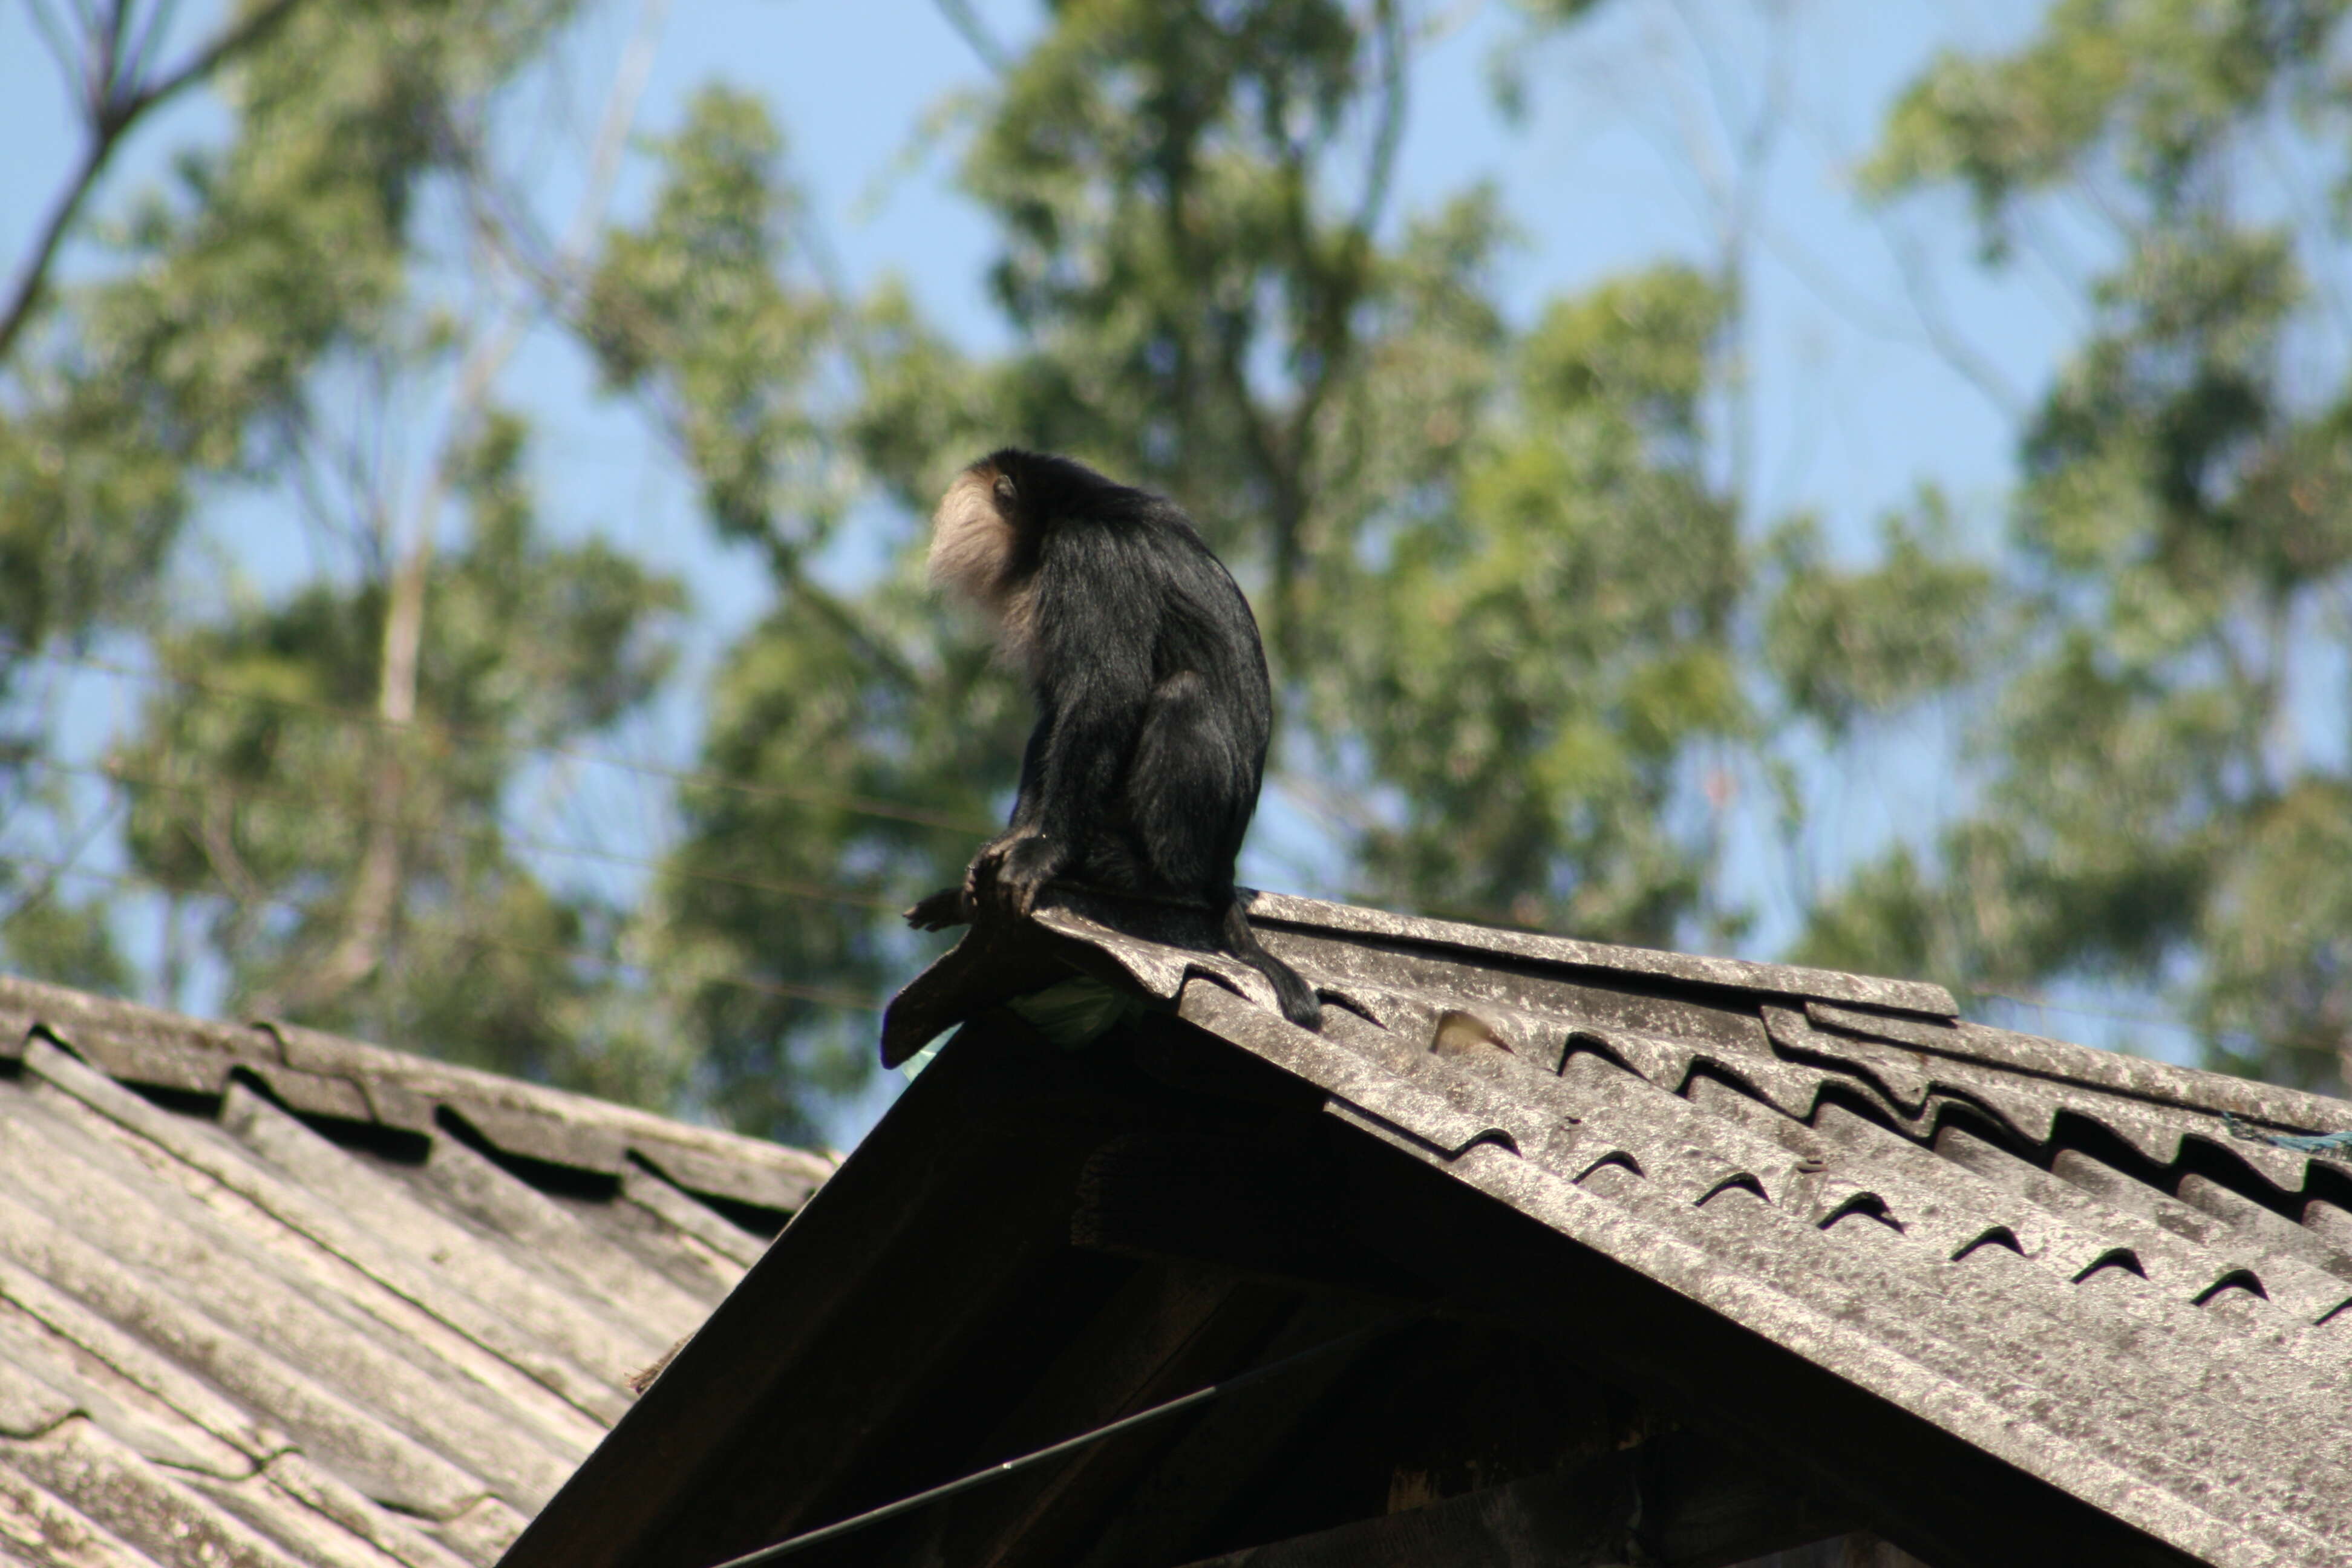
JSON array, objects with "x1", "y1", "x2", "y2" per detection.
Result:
[{"x1": 914, "y1": 448, "x2": 1322, "y2": 1030}]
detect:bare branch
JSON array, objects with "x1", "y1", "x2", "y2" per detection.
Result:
[
  {"x1": 0, "y1": 0, "x2": 309, "y2": 364},
  {"x1": 0, "y1": 135, "x2": 113, "y2": 364},
  {"x1": 0, "y1": 792, "x2": 122, "y2": 928},
  {"x1": 1880, "y1": 221, "x2": 2028, "y2": 419},
  {"x1": 65, "y1": 0, "x2": 105, "y2": 108},
  {"x1": 1352, "y1": 0, "x2": 1408, "y2": 239},
  {"x1": 932, "y1": 0, "x2": 1008, "y2": 74},
  {"x1": 130, "y1": 0, "x2": 299, "y2": 109},
  {"x1": 99, "y1": 0, "x2": 131, "y2": 103},
  {"x1": 23, "y1": 0, "x2": 84, "y2": 100},
  {"x1": 123, "y1": 0, "x2": 186, "y2": 91},
  {"x1": 546, "y1": 0, "x2": 671, "y2": 296}
]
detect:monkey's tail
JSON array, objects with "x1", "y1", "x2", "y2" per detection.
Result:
[{"x1": 1221, "y1": 898, "x2": 1323, "y2": 1030}]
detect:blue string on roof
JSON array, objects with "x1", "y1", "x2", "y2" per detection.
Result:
[{"x1": 2221, "y1": 1112, "x2": 2352, "y2": 1154}]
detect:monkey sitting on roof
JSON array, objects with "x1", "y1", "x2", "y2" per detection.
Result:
[{"x1": 905, "y1": 448, "x2": 1322, "y2": 1031}]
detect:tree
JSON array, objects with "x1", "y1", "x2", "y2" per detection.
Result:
[
  {"x1": 1341, "y1": 266, "x2": 1750, "y2": 942},
  {"x1": 0, "y1": 0, "x2": 332, "y2": 803},
  {"x1": 114, "y1": 413, "x2": 682, "y2": 1095},
  {"x1": 2, "y1": 0, "x2": 500, "y2": 985},
  {"x1": 1792, "y1": 0, "x2": 2352, "y2": 1089},
  {"x1": 4, "y1": 0, "x2": 699, "y2": 1104},
  {"x1": 579, "y1": 87, "x2": 1004, "y2": 1138},
  {"x1": 611, "y1": 0, "x2": 1789, "y2": 1135}
]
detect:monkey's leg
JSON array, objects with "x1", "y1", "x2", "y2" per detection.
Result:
[
  {"x1": 1128, "y1": 673, "x2": 1322, "y2": 1030},
  {"x1": 967, "y1": 821, "x2": 1061, "y2": 917},
  {"x1": 903, "y1": 886, "x2": 971, "y2": 930},
  {"x1": 1125, "y1": 672, "x2": 1254, "y2": 893}
]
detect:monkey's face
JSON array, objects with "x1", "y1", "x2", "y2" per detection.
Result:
[{"x1": 929, "y1": 457, "x2": 1040, "y2": 663}]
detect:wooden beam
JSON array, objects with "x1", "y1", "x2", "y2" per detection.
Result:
[
  {"x1": 1068, "y1": 1297, "x2": 1405, "y2": 1568},
  {"x1": 1169, "y1": 1429, "x2": 1851, "y2": 1568}
]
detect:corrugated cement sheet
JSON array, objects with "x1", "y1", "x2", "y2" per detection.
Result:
[
  {"x1": 1007, "y1": 888, "x2": 2352, "y2": 1567},
  {"x1": 0, "y1": 975, "x2": 831, "y2": 1568}
]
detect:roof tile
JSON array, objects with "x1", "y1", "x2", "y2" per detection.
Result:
[{"x1": 0, "y1": 972, "x2": 824, "y2": 1566}]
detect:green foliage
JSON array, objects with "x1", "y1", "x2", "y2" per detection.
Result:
[
  {"x1": 0, "y1": 892, "x2": 132, "y2": 998},
  {"x1": 1343, "y1": 266, "x2": 1745, "y2": 940},
  {"x1": 586, "y1": 87, "x2": 840, "y2": 550},
  {"x1": 1821, "y1": 0, "x2": 2352, "y2": 1087},
  {"x1": 2198, "y1": 780, "x2": 2352, "y2": 1077},
  {"x1": 0, "y1": 373, "x2": 183, "y2": 681},
  {"x1": 1, "y1": 0, "x2": 580, "y2": 682},
  {"x1": 615, "y1": 2, "x2": 1787, "y2": 1129},
  {"x1": 647, "y1": 573, "x2": 1019, "y2": 1142},
  {"x1": 0, "y1": 0, "x2": 710, "y2": 1105},
  {"x1": 1765, "y1": 491, "x2": 1995, "y2": 735},
  {"x1": 1864, "y1": 0, "x2": 2347, "y2": 249},
  {"x1": 113, "y1": 412, "x2": 681, "y2": 1089},
  {"x1": 1788, "y1": 843, "x2": 1939, "y2": 981}
]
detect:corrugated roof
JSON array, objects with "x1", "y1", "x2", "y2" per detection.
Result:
[
  {"x1": 509, "y1": 886, "x2": 2352, "y2": 1568},
  {"x1": 0, "y1": 973, "x2": 831, "y2": 1568},
  {"x1": 1081, "y1": 890, "x2": 2352, "y2": 1565}
]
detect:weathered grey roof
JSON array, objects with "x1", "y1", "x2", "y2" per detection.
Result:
[
  {"x1": 1068, "y1": 890, "x2": 2352, "y2": 1564},
  {"x1": 512, "y1": 886, "x2": 2352, "y2": 1568},
  {"x1": 0, "y1": 973, "x2": 829, "y2": 1568}
]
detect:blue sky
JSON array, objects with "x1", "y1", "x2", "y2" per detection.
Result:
[{"x1": 8, "y1": 0, "x2": 2192, "y2": 1140}]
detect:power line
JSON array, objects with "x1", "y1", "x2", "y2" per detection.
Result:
[
  {"x1": 704, "y1": 1318, "x2": 1411, "y2": 1567},
  {"x1": 12, "y1": 644, "x2": 999, "y2": 837},
  {"x1": 0, "y1": 852, "x2": 882, "y2": 1013}
]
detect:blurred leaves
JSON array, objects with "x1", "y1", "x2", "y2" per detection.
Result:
[
  {"x1": 1863, "y1": 0, "x2": 2346, "y2": 246},
  {"x1": 1765, "y1": 491, "x2": 1994, "y2": 734},
  {"x1": 1342, "y1": 266, "x2": 1745, "y2": 941},
  {"x1": 113, "y1": 411, "x2": 682, "y2": 1089},
  {"x1": 19, "y1": 0, "x2": 2352, "y2": 1138},
  {"x1": 0, "y1": 0, "x2": 577, "y2": 698},
  {"x1": 585, "y1": 86, "x2": 842, "y2": 554},
  {"x1": 1820, "y1": 0, "x2": 2352, "y2": 1088},
  {"x1": 0, "y1": 0, "x2": 706, "y2": 1103}
]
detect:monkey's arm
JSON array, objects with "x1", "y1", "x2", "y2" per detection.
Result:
[{"x1": 975, "y1": 598, "x2": 1154, "y2": 915}]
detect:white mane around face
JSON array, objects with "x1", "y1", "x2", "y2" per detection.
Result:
[{"x1": 929, "y1": 464, "x2": 1039, "y2": 667}]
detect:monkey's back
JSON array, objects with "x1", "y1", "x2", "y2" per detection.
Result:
[{"x1": 1026, "y1": 491, "x2": 1274, "y2": 899}]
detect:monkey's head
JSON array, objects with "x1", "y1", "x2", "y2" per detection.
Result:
[
  {"x1": 929, "y1": 454, "x2": 1024, "y2": 610},
  {"x1": 929, "y1": 449, "x2": 1088, "y2": 662}
]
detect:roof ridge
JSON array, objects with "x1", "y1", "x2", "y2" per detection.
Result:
[
  {"x1": 0, "y1": 970, "x2": 834, "y2": 1215},
  {"x1": 1802, "y1": 1000, "x2": 2352, "y2": 1140},
  {"x1": 1243, "y1": 891, "x2": 1959, "y2": 1018}
]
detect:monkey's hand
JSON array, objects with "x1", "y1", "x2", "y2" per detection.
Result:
[
  {"x1": 903, "y1": 886, "x2": 972, "y2": 930},
  {"x1": 968, "y1": 826, "x2": 1065, "y2": 920}
]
